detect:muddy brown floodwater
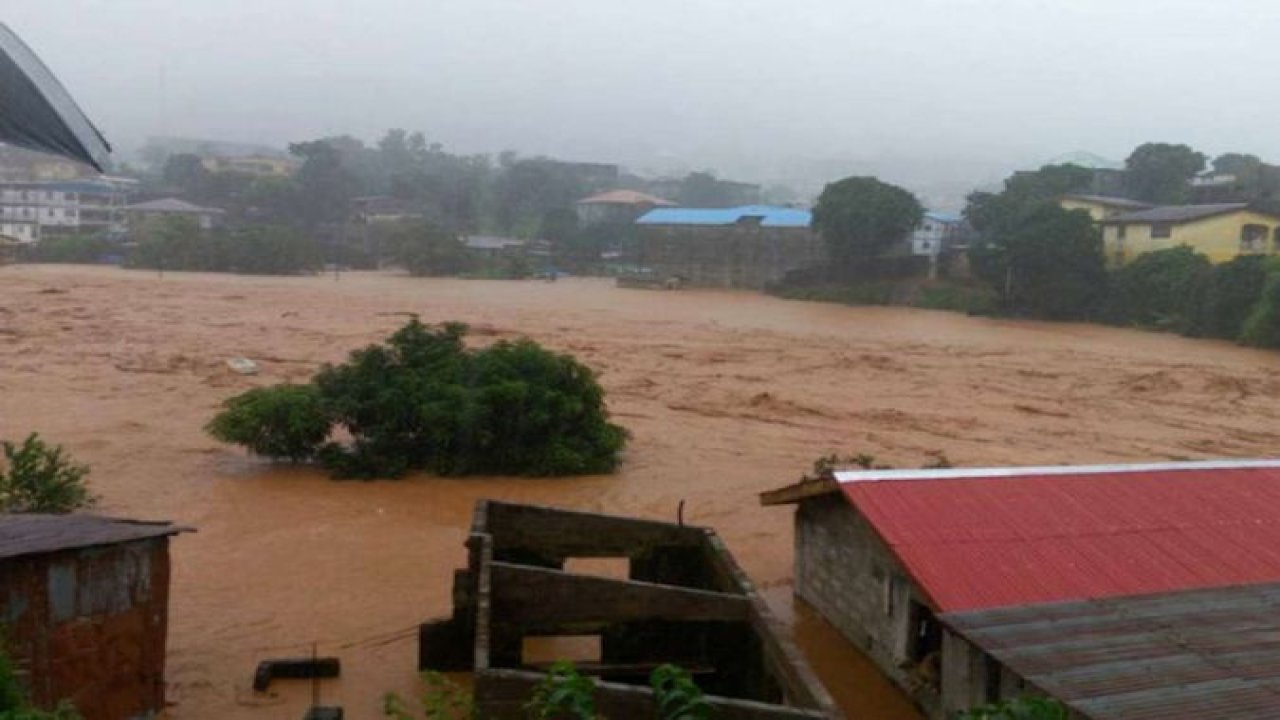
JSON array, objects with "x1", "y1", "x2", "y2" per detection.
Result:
[{"x1": 6, "y1": 265, "x2": 1280, "y2": 718}]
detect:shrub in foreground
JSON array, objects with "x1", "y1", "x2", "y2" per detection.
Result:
[
  {"x1": 0, "y1": 434, "x2": 94, "y2": 514},
  {"x1": 208, "y1": 319, "x2": 627, "y2": 478}
]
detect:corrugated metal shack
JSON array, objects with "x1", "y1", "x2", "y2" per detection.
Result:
[
  {"x1": 943, "y1": 581, "x2": 1280, "y2": 719},
  {"x1": 0, "y1": 514, "x2": 189, "y2": 719},
  {"x1": 420, "y1": 501, "x2": 842, "y2": 720},
  {"x1": 760, "y1": 459, "x2": 1280, "y2": 718}
]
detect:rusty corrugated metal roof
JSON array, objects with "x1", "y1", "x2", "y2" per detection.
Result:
[
  {"x1": 0, "y1": 513, "x2": 191, "y2": 560},
  {"x1": 942, "y1": 581, "x2": 1280, "y2": 719},
  {"x1": 836, "y1": 460, "x2": 1280, "y2": 612}
]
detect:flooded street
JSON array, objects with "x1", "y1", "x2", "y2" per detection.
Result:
[{"x1": 6, "y1": 265, "x2": 1280, "y2": 718}]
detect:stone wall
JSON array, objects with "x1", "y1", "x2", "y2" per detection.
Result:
[
  {"x1": 0, "y1": 539, "x2": 172, "y2": 720},
  {"x1": 636, "y1": 225, "x2": 824, "y2": 289}
]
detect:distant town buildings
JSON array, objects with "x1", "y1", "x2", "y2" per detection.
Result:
[
  {"x1": 199, "y1": 154, "x2": 299, "y2": 177},
  {"x1": 0, "y1": 177, "x2": 136, "y2": 244},
  {"x1": 633, "y1": 205, "x2": 822, "y2": 288},
  {"x1": 576, "y1": 190, "x2": 674, "y2": 226},
  {"x1": 124, "y1": 197, "x2": 226, "y2": 233}
]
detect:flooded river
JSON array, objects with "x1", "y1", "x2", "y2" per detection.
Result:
[{"x1": 6, "y1": 265, "x2": 1280, "y2": 718}]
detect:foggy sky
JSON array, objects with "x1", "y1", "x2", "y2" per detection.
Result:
[{"x1": 9, "y1": 0, "x2": 1280, "y2": 203}]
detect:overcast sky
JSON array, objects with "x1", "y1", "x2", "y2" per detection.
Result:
[{"x1": 9, "y1": 1, "x2": 1280, "y2": 203}]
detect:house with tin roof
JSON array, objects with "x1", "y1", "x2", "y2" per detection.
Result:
[
  {"x1": 125, "y1": 197, "x2": 226, "y2": 232},
  {"x1": 761, "y1": 459, "x2": 1280, "y2": 718},
  {"x1": 1098, "y1": 203, "x2": 1280, "y2": 265},
  {"x1": 1057, "y1": 194, "x2": 1153, "y2": 222},
  {"x1": 632, "y1": 205, "x2": 822, "y2": 289},
  {"x1": 0, "y1": 513, "x2": 189, "y2": 719}
]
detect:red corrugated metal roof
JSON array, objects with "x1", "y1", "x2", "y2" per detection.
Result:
[{"x1": 836, "y1": 461, "x2": 1280, "y2": 612}]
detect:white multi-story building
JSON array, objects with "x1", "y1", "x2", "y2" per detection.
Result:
[{"x1": 0, "y1": 177, "x2": 135, "y2": 244}]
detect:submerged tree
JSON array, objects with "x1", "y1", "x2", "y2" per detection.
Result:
[{"x1": 207, "y1": 319, "x2": 627, "y2": 479}]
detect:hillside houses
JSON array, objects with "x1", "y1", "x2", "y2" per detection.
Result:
[{"x1": 762, "y1": 460, "x2": 1280, "y2": 719}]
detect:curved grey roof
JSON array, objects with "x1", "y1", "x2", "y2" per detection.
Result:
[{"x1": 0, "y1": 23, "x2": 110, "y2": 171}]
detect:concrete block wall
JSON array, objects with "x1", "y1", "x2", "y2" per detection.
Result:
[{"x1": 794, "y1": 496, "x2": 935, "y2": 716}]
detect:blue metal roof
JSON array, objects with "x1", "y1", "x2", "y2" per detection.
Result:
[
  {"x1": 636, "y1": 205, "x2": 812, "y2": 228},
  {"x1": 924, "y1": 210, "x2": 963, "y2": 223}
]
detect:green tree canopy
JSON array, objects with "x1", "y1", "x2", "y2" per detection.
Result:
[
  {"x1": 970, "y1": 205, "x2": 1105, "y2": 319},
  {"x1": 812, "y1": 176, "x2": 923, "y2": 276},
  {"x1": 964, "y1": 164, "x2": 1094, "y2": 236},
  {"x1": 387, "y1": 219, "x2": 469, "y2": 276},
  {"x1": 207, "y1": 319, "x2": 628, "y2": 478},
  {"x1": 1125, "y1": 142, "x2": 1207, "y2": 204}
]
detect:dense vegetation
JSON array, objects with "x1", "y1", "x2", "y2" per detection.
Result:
[
  {"x1": 125, "y1": 217, "x2": 321, "y2": 274},
  {"x1": 207, "y1": 319, "x2": 627, "y2": 478},
  {"x1": 812, "y1": 176, "x2": 923, "y2": 279},
  {"x1": 0, "y1": 434, "x2": 94, "y2": 514}
]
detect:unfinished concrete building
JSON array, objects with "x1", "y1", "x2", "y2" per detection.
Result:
[{"x1": 420, "y1": 501, "x2": 841, "y2": 720}]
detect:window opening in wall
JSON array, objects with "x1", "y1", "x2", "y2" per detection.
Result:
[
  {"x1": 563, "y1": 557, "x2": 630, "y2": 580},
  {"x1": 1151, "y1": 222, "x2": 1173, "y2": 239},
  {"x1": 522, "y1": 635, "x2": 602, "y2": 667},
  {"x1": 1242, "y1": 224, "x2": 1268, "y2": 252},
  {"x1": 904, "y1": 599, "x2": 943, "y2": 692}
]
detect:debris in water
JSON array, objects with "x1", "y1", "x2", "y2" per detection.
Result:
[{"x1": 226, "y1": 357, "x2": 259, "y2": 375}]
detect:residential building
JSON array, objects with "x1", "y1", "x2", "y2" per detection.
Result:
[
  {"x1": 0, "y1": 177, "x2": 134, "y2": 244},
  {"x1": 633, "y1": 205, "x2": 822, "y2": 289},
  {"x1": 351, "y1": 195, "x2": 419, "y2": 225},
  {"x1": 0, "y1": 514, "x2": 189, "y2": 720},
  {"x1": 1057, "y1": 194, "x2": 1152, "y2": 222},
  {"x1": 125, "y1": 197, "x2": 226, "y2": 233},
  {"x1": 200, "y1": 154, "x2": 299, "y2": 177},
  {"x1": 576, "y1": 190, "x2": 674, "y2": 226},
  {"x1": 1099, "y1": 203, "x2": 1280, "y2": 265},
  {"x1": 760, "y1": 459, "x2": 1280, "y2": 718},
  {"x1": 944, "y1": 580, "x2": 1280, "y2": 720},
  {"x1": 908, "y1": 211, "x2": 970, "y2": 277}
]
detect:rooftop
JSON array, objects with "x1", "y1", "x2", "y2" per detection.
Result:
[
  {"x1": 0, "y1": 513, "x2": 190, "y2": 561},
  {"x1": 636, "y1": 205, "x2": 812, "y2": 229},
  {"x1": 943, "y1": 580, "x2": 1280, "y2": 719},
  {"x1": 832, "y1": 459, "x2": 1280, "y2": 612},
  {"x1": 125, "y1": 197, "x2": 224, "y2": 214},
  {"x1": 577, "y1": 190, "x2": 674, "y2": 207},
  {"x1": 1104, "y1": 203, "x2": 1256, "y2": 224},
  {"x1": 1061, "y1": 194, "x2": 1153, "y2": 210}
]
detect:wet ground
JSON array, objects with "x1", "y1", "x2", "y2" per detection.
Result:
[{"x1": 6, "y1": 265, "x2": 1280, "y2": 718}]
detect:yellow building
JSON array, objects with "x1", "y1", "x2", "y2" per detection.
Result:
[
  {"x1": 1058, "y1": 194, "x2": 1152, "y2": 222},
  {"x1": 199, "y1": 154, "x2": 299, "y2": 177},
  {"x1": 1099, "y1": 204, "x2": 1280, "y2": 265}
]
